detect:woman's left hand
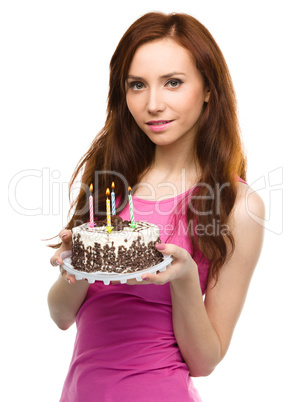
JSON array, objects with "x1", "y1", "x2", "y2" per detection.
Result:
[{"x1": 125, "y1": 243, "x2": 197, "y2": 285}]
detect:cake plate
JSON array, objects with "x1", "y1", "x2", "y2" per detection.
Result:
[{"x1": 60, "y1": 251, "x2": 173, "y2": 285}]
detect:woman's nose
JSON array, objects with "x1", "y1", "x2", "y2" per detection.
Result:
[{"x1": 146, "y1": 88, "x2": 165, "y2": 114}]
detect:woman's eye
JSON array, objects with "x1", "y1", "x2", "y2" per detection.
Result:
[
  {"x1": 129, "y1": 82, "x2": 145, "y2": 90},
  {"x1": 166, "y1": 79, "x2": 183, "y2": 88}
]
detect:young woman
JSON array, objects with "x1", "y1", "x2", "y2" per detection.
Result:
[{"x1": 48, "y1": 12, "x2": 265, "y2": 401}]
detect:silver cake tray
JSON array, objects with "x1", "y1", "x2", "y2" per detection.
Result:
[{"x1": 60, "y1": 251, "x2": 173, "y2": 285}]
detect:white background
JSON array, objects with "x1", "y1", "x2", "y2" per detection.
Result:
[{"x1": 1, "y1": 0, "x2": 290, "y2": 401}]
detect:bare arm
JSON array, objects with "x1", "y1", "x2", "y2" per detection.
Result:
[
  {"x1": 47, "y1": 230, "x2": 90, "y2": 330},
  {"x1": 141, "y1": 182, "x2": 265, "y2": 376}
]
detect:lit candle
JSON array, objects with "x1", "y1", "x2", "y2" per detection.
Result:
[
  {"x1": 89, "y1": 183, "x2": 94, "y2": 228},
  {"x1": 128, "y1": 186, "x2": 136, "y2": 228},
  {"x1": 106, "y1": 188, "x2": 113, "y2": 233},
  {"x1": 111, "y1": 182, "x2": 116, "y2": 215}
]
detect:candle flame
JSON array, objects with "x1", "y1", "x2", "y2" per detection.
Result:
[
  {"x1": 128, "y1": 186, "x2": 132, "y2": 192},
  {"x1": 112, "y1": 181, "x2": 115, "y2": 189},
  {"x1": 89, "y1": 183, "x2": 93, "y2": 192},
  {"x1": 106, "y1": 188, "x2": 110, "y2": 196}
]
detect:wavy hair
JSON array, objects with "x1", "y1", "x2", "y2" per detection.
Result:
[{"x1": 55, "y1": 12, "x2": 247, "y2": 283}]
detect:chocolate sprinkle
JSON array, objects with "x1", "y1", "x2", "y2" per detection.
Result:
[{"x1": 71, "y1": 223, "x2": 164, "y2": 274}]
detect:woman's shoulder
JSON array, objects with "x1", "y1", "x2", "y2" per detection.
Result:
[{"x1": 232, "y1": 180, "x2": 265, "y2": 230}]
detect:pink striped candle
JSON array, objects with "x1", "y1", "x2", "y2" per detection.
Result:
[{"x1": 89, "y1": 183, "x2": 94, "y2": 228}]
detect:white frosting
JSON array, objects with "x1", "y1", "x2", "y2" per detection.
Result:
[{"x1": 72, "y1": 221, "x2": 160, "y2": 258}]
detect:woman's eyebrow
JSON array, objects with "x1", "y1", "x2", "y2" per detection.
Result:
[
  {"x1": 160, "y1": 72, "x2": 186, "y2": 78},
  {"x1": 126, "y1": 72, "x2": 186, "y2": 80},
  {"x1": 126, "y1": 75, "x2": 144, "y2": 81}
]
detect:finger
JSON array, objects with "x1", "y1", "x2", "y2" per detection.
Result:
[
  {"x1": 60, "y1": 267, "x2": 76, "y2": 285},
  {"x1": 156, "y1": 243, "x2": 187, "y2": 260},
  {"x1": 125, "y1": 278, "x2": 149, "y2": 285},
  {"x1": 64, "y1": 273, "x2": 77, "y2": 284},
  {"x1": 59, "y1": 229, "x2": 72, "y2": 244},
  {"x1": 141, "y1": 267, "x2": 172, "y2": 285},
  {"x1": 50, "y1": 253, "x2": 63, "y2": 266}
]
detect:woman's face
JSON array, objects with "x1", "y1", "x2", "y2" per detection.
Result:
[{"x1": 125, "y1": 39, "x2": 210, "y2": 148}]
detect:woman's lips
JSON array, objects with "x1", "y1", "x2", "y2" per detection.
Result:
[{"x1": 146, "y1": 120, "x2": 174, "y2": 132}]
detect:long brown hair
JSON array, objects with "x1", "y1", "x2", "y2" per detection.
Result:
[{"x1": 58, "y1": 12, "x2": 247, "y2": 282}]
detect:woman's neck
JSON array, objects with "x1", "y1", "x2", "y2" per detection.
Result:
[
  {"x1": 152, "y1": 143, "x2": 199, "y2": 181},
  {"x1": 134, "y1": 143, "x2": 200, "y2": 200}
]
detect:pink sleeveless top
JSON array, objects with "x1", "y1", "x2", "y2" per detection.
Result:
[{"x1": 60, "y1": 178, "x2": 246, "y2": 401}]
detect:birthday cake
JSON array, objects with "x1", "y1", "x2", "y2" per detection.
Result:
[{"x1": 71, "y1": 216, "x2": 164, "y2": 273}]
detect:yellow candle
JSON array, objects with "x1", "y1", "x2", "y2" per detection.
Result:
[{"x1": 106, "y1": 188, "x2": 113, "y2": 233}]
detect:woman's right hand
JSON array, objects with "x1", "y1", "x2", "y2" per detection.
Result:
[{"x1": 50, "y1": 229, "x2": 77, "y2": 284}]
